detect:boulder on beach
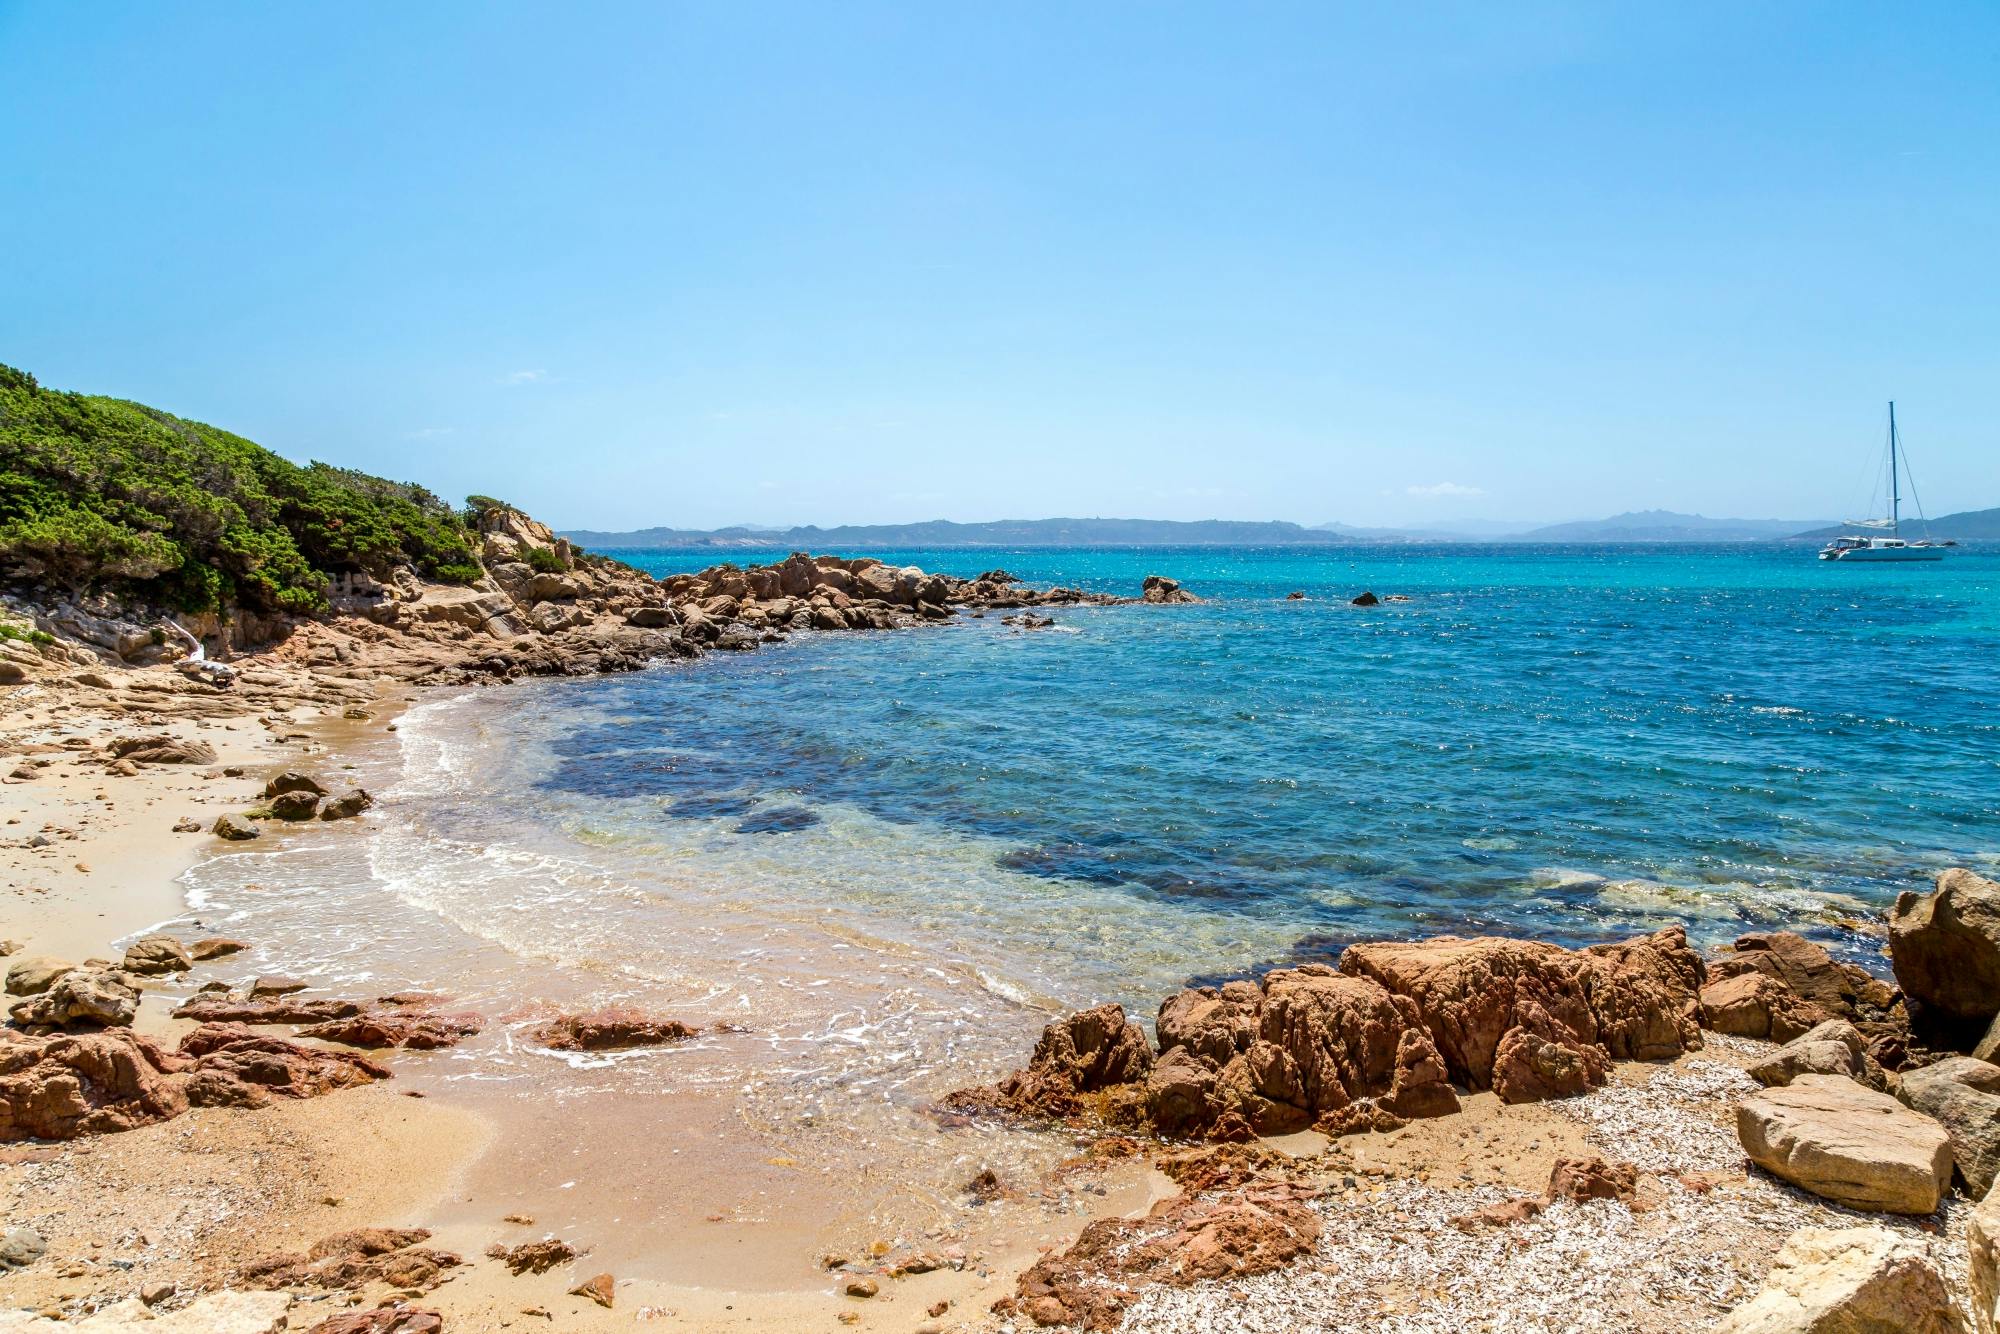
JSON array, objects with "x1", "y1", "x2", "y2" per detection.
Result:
[
  {"x1": 1736, "y1": 1075, "x2": 1953, "y2": 1214},
  {"x1": 8, "y1": 966, "x2": 141, "y2": 1029},
  {"x1": 108, "y1": 734, "x2": 218, "y2": 765},
  {"x1": 1973, "y1": 1184, "x2": 2000, "y2": 1334},
  {"x1": 1708, "y1": 930, "x2": 1895, "y2": 1022},
  {"x1": 300, "y1": 1303, "x2": 445, "y2": 1333},
  {"x1": 121, "y1": 933, "x2": 191, "y2": 976},
  {"x1": 212, "y1": 813, "x2": 262, "y2": 841},
  {"x1": 1891, "y1": 869, "x2": 2000, "y2": 1029},
  {"x1": 1714, "y1": 1226, "x2": 1967, "y2": 1334},
  {"x1": 1897, "y1": 1056, "x2": 2000, "y2": 1198},
  {"x1": 1700, "y1": 971, "x2": 1825, "y2": 1043},
  {"x1": 1746, "y1": 1019, "x2": 1890, "y2": 1092},
  {"x1": 4, "y1": 956, "x2": 73, "y2": 997}
]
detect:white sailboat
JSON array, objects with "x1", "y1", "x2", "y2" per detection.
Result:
[{"x1": 1819, "y1": 403, "x2": 1950, "y2": 562}]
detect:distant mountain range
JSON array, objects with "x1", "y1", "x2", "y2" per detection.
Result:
[
  {"x1": 563, "y1": 507, "x2": 2000, "y2": 550},
  {"x1": 560, "y1": 518, "x2": 1358, "y2": 548}
]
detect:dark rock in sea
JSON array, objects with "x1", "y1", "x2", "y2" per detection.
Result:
[
  {"x1": 735, "y1": 806, "x2": 820, "y2": 834},
  {"x1": 1002, "y1": 612, "x2": 1056, "y2": 629},
  {"x1": 261, "y1": 771, "x2": 327, "y2": 799},
  {"x1": 1349, "y1": 591, "x2": 1380, "y2": 606},
  {"x1": 1286, "y1": 590, "x2": 1305, "y2": 600},
  {"x1": 1141, "y1": 575, "x2": 1201, "y2": 604},
  {"x1": 266, "y1": 789, "x2": 322, "y2": 821},
  {"x1": 316, "y1": 787, "x2": 373, "y2": 821}
]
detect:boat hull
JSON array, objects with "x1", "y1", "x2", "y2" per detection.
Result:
[{"x1": 1830, "y1": 547, "x2": 1945, "y2": 562}]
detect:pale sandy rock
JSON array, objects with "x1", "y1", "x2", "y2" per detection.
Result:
[
  {"x1": 1737, "y1": 1075, "x2": 1953, "y2": 1214},
  {"x1": 1713, "y1": 1226, "x2": 1966, "y2": 1333},
  {"x1": 1899, "y1": 1056, "x2": 2000, "y2": 1198},
  {"x1": 0, "y1": 1292, "x2": 292, "y2": 1332},
  {"x1": 1747, "y1": 1018, "x2": 1890, "y2": 1091},
  {"x1": 1973, "y1": 1184, "x2": 2000, "y2": 1334},
  {"x1": 4, "y1": 956, "x2": 73, "y2": 996}
]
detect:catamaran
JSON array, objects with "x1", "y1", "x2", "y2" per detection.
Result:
[{"x1": 1819, "y1": 402, "x2": 1950, "y2": 562}]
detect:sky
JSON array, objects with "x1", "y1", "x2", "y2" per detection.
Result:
[{"x1": 3, "y1": 3, "x2": 1996, "y2": 531}]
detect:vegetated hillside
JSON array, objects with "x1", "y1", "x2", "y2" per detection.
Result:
[
  {"x1": 1786, "y1": 508, "x2": 2000, "y2": 542},
  {"x1": 0, "y1": 364, "x2": 482, "y2": 613},
  {"x1": 561, "y1": 517, "x2": 1362, "y2": 548}
]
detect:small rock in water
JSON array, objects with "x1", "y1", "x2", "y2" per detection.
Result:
[{"x1": 1350, "y1": 591, "x2": 1381, "y2": 606}]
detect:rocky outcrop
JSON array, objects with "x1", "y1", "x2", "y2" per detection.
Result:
[
  {"x1": 241, "y1": 1228, "x2": 462, "y2": 1293},
  {"x1": 7, "y1": 966, "x2": 141, "y2": 1029},
  {"x1": 173, "y1": 993, "x2": 365, "y2": 1025},
  {"x1": 1141, "y1": 575, "x2": 1200, "y2": 604},
  {"x1": 0, "y1": 1027, "x2": 187, "y2": 1140},
  {"x1": 4, "y1": 956, "x2": 71, "y2": 996},
  {"x1": 1151, "y1": 966, "x2": 1458, "y2": 1138},
  {"x1": 946, "y1": 1004, "x2": 1153, "y2": 1122},
  {"x1": 957, "y1": 927, "x2": 1705, "y2": 1138},
  {"x1": 0, "y1": 1022, "x2": 393, "y2": 1141},
  {"x1": 298, "y1": 1002, "x2": 484, "y2": 1051},
  {"x1": 1714, "y1": 1226, "x2": 1967, "y2": 1333},
  {"x1": 1702, "y1": 972, "x2": 1829, "y2": 1044},
  {"x1": 106, "y1": 734, "x2": 217, "y2": 765},
  {"x1": 1737, "y1": 1075, "x2": 1954, "y2": 1214},
  {"x1": 1897, "y1": 1057, "x2": 2000, "y2": 1198},
  {"x1": 1003, "y1": 1175, "x2": 1321, "y2": 1329},
  {"x1": 1336, "y1": 926, "x2": 1703, "y2": 1103},
  {"x1": 1746, "y1": 1019, "x2": 1891, "y2": 1092},
  {"x1": 1891, "y1": 869, "x2": 2000, "y2": 1034},
  {"x1": 528, "y1": 1007, "x2": 697, "y2": 1051}
]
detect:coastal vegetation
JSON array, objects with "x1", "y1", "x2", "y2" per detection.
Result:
[{"x1": 0, "y1": 363, "x2": 482, "y2": 614}]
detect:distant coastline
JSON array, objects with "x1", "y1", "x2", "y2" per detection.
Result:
[{"x1": 564, "y1": 506, "x2": 2000, "y2": 549}]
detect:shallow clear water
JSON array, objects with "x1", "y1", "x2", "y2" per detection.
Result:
[{"x1": 580, "y1": 542, "x2": 2000, "y2": 978}]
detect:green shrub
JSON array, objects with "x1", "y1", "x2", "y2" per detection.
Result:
[
  {"x1": 522, "y1": 545, "x2": 566, "y2": 573},
  {"x1": 0, "y1": 365, "x2": 484, "y2": 613}
]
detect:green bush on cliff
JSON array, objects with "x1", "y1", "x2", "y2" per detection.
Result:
[{"x1": 0, "y1": 363, "x2": 482, "y2": 613}]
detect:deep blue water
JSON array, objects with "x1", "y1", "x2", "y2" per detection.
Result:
[{"x1": 538, "y1": 543, "x2": 1999, "y2": 978}]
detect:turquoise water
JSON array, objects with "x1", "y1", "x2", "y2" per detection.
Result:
[{"x1": 545, "y1": 542, "x2": 1999, "y2": 977}]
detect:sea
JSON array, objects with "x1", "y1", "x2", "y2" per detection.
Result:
[{"x1": 165, "y1": 541, "x2": 2000, "y2": 1275}]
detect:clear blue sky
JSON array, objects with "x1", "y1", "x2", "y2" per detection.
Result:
[{"x1": 4, "y1": 3, "x2": 1996, "y2": 530}]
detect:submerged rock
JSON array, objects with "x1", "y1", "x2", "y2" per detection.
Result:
[{"x1": 529, "y1": 1007, "x2": 698, "y2": 1051}]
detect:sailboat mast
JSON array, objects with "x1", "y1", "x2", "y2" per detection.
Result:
[{"x1": 1889, "y1": 401, "x2": 1900, "y2": 537}]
